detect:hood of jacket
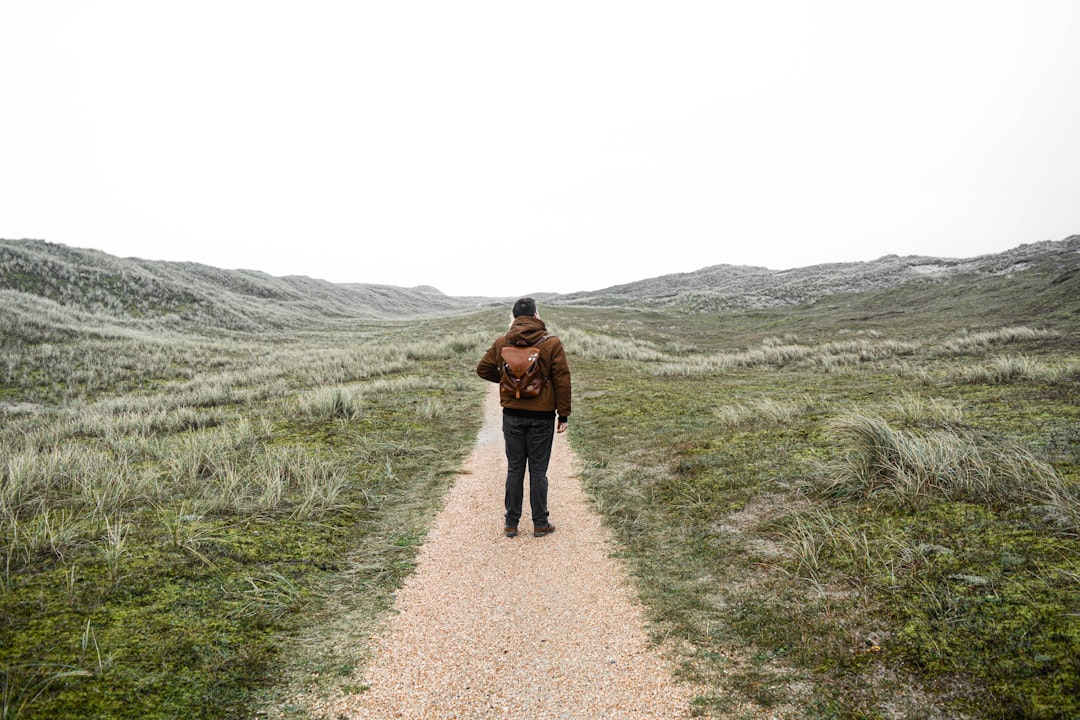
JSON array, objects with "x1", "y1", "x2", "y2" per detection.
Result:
[{"x1": 505, "y1": 316, "x2": 549, "y2": 347}]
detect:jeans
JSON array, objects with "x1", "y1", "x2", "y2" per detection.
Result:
[{"x1": 502, "y1": 413, "x2": 555, "y2": 528}]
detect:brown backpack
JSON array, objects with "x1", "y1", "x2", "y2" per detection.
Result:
[{"x1": 499, "y1": 335, "x2": 552, "y2": 399}]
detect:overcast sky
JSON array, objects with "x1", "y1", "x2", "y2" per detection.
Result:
[{"x1": 2, "y1": 2, "x2": 1078, "y2": 297}]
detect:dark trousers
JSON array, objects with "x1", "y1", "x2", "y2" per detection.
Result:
[{"x1": 502, "y1": 413, "x2": 555, "y2": 528}]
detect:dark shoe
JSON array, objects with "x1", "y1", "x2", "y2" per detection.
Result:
[
  {"x1": 504, "y1": 525, "x2": 518, "y2": 538},
  {"x1": 533, "y1": 523, "x2": 556, "y2": 537}
]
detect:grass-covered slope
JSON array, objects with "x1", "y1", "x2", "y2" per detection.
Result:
[
  {"x1": 557, "y1": 235, "x2": 1080, "y2": 311},
  {"x1": 0, "y1": 239, "x2": 481, "y2": 331},
  {"x1": 0, "y1": 240, "x2": 510, "y2": 717},
  {"x1": 2, "y1": 234, "x2": 1078, "y2": 719},
  {"x1": 552, "y1": 255, "x2": 1080, "y2": 719},
  {"x1": 0, "y1": 301, "x2": 500, "y2": 718}
]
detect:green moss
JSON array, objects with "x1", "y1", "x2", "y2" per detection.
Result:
[{"x1": 885, "y1": 505, "x2": 1080, "y2": 719}]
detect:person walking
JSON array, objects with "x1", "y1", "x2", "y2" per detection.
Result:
[{"x1": 476, "y1": 297, "x2": 572, "y2": 538}]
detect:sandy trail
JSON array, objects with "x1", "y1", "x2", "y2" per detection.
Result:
[{"x1": 319, "y1": 385, "x2": 692, "y2": 719}]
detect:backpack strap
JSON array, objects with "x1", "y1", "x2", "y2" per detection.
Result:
[{"x1": 532, "y1": 335, "x2": 554, "y2": 384}]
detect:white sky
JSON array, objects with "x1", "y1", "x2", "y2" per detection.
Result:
[{"x1": 2, "y1": 2, "x2": 1079, "y2": 297}]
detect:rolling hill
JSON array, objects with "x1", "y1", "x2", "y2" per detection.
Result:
[
  {"x1": 2, "y1": 236, "x2": 1077, "y2": 333},
  {"x1": 555, "y1": 235, "x2": 1080, "y2": 310},
  {"x1": 0, "y1": 239, "x2": 485, "y2": 332}
]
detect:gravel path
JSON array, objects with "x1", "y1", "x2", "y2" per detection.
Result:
[{"x1": 318, "y1": 386, "x2": 693, "y2": 719}]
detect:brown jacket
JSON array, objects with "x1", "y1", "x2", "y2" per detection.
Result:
[{"x1": 476, "y1": 316, "x2": 572, "y2": 419}]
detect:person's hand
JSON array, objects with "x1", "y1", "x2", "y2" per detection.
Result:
[{"x1": 556, "y1": 421, "x2": 568, "y2": 434}]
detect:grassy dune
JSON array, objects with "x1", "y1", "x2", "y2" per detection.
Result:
[
  {"x1": 0, "y1": 306, "x2": 505, "y2": 718},
  {"x1": 555, "y1": 266, "x2": 1079, "y2": 719},
  {"x1": 3, "y1": 242, "x2": 1078, "y2": 719}
]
